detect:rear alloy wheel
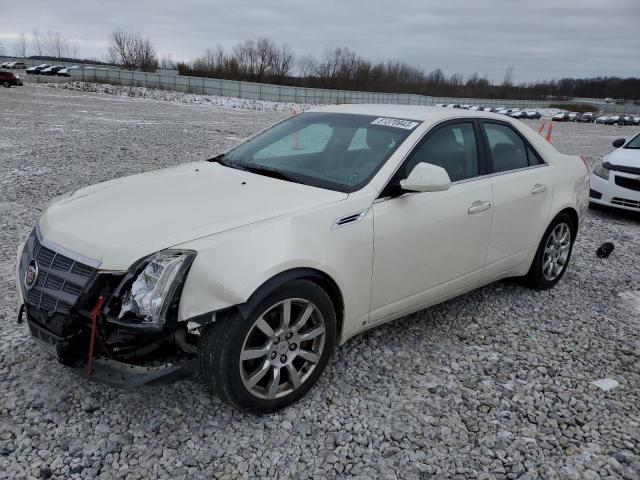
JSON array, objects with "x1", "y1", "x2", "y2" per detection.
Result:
[
  {"x1": 199, "y1": 280, "x2": 336, "y2": 413},
  {"x1": 525, "y1": 213, "x2": 576, "y2": 289},
  {"x1": 2, "y1": 81, "x2": 10, "y2": 88}
]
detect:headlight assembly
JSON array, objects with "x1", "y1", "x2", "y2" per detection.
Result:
[
  {"x1": 592, "y1": 160, "x2": 610, "y2": 180},
  {"x1": 116, "y1": 250, "x2": 196, "y2": 328}
]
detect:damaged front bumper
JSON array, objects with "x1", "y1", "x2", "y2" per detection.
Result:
[
  {"x1": 24, "y1": 313, "x2": 198, "y2": 388},
  {"x1": 17, "y1": 228, "x2": 199, "y2": 388}
]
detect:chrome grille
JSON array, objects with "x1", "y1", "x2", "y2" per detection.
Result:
[{"x1": 19, "y1": 229, "x2": 100, "y2": 315}]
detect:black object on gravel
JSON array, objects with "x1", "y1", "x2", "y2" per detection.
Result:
[{"x1": 596, "y1": 242, "x2": 615, "y2": 258}]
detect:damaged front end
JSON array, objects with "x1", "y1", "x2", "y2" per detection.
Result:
[{"x1": 18, "y1": 228, "x2": 200, "y2": 388}]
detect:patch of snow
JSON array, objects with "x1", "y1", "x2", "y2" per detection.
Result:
[
  {"x1": 618, "y1": 290, "x2": 640, "y2": 315},
  {"x1": 590, "y1": 378, "x2": 620, "y2": 391},
  {"x1": 37, "y1": 81, "x2": 318, "y2": 113}
]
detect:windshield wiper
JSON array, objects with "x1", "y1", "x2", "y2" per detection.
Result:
[
  {"x1": 208, "y1": 154, "x2": 250, "y2": 172},
  {"x1": 208, "y1": 156, "x2": 305, "y2": 185},
  {"x1": 241, "y1": 165, "x2": 303, "y2": 184},
  {"x1": 208, "y1": 153, "x2": 231, "y2": 166}
]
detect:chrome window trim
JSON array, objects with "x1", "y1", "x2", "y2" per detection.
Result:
[
  {"x1": 373, "y1": 164, "x2": 550, "y2": 204},
  {"x1": 489, "y1": 163, "x2": 549, "y2": 178}
]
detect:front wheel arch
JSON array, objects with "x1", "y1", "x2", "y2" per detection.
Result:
[{"x1": 237, "y1": 268, "x2": 344, "y2": 340}]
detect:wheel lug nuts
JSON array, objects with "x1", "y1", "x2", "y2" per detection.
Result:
[
  {"x1": 271, "y1": 352, "x2": 277, "y2": 359},
  {"x1": 274, "y1": 336, "x2": 280, "y2": 344},
  {"x1": 285, "y1": 332, "x2": 293, "y2": 340},
  {"x1": 289, "y1": 344, "x2": 296, "y2": 351},
  {"x1": 280, "y1": 355, "x2": 287, "y2": 363}
]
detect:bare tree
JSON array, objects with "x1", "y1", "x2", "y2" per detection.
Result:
[
  {"x1": 502, "y1": 64, "x2": 514, "y2": 87},
  {"x1": 233, "y1": 39, "x2": 258, "y2": 78},
  {"x1": 32, "y1": 29, "x2": 43, "y2": 56},
  {"x1": 44, "y1": 31, "x2": 70, "y2": 58},
  {"x1": 107, "y1": 29, "x2": 158, "y2": 72},
  {"x1": 14, "y1": 33, "x2": 28, "y2": 57},
  {"x1": 297, "y1": 54, "x2": 317, "y2": 78},
  {"x1": 0, "y1": 41, "x2": 5, "y2": 57},
  {"x1": 271, "y1": 43, "x2": 294, "y2": 82},
  {"x1": 254, "y1": 38, "x2": 276, "y2": 81},
  {"x1": 69, "y1": 39, "x2": 80, "y2": 59},
  {"x1": 317, "y1": 46, "x2": 356, "y2": 89},
  {"x1": 160, "y1": 53, "x2": 175, "y2": 69}
]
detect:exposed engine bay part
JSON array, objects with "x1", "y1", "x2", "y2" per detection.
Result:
[{"x1": 175, "y1": 328, "x2": 198, "y2": 354}]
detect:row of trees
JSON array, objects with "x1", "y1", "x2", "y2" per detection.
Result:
[
  {"x1": 177, "y1": 38, "x2": 294, "y2": 83},
  {"x1": 5, "y1": 28, "x2": 637, "y2": 101},
  {"x1": 175, "y1": 40, "x2": 640, "y2": 100},
  {"x1": 5, "y1": 30, "x2": 80, "y2": 59}
]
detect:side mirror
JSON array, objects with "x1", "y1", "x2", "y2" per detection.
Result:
[
  {"x1": 400, "y1": 162, "x2": 451, "y2": 192},
  {"x1": 612, "y1": 138, "x2": 625, "y2": 148}
]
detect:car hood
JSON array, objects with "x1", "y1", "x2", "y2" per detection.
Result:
[
  {"x1": 39, "y1": 161, "x2": 347, "y2": 270},
  {"x1": 606, "y1": 148, "x2": 640, "y2": 169}
]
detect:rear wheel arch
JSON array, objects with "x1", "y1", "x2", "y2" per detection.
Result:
[
  {"x1": 556, "y1": 207, "x2": 578, "y2": 232},
  {"x1": 237, "y1": 268, "x2": 344, "y2": 339}
]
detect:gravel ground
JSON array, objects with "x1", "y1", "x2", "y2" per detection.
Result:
[{"x1": 1, "y1": 84, "x2": 639, "y2": 480}]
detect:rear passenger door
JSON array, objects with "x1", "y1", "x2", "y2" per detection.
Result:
[{"x1": 480, "y1": 121, "x2": 554, "y2": 280}]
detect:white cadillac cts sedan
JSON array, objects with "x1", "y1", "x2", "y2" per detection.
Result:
[
  {"x1": 16, "y1": 105, "x2": 589, "y2": 413},
  {"x1": 589, "y1": 133, "x2": 640, "y2": 211}
]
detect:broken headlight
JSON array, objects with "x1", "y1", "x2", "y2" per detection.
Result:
[
  {"x1": 592, "y1": 160, "x2": 610, "y2": 180},
  {"x1": 117, "y1": 250, "x2": 196, "y2": 327}
]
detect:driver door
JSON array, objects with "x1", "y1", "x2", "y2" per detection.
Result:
[{"x1": 369, "y1": 120, "x2": 494, "y2": 325}]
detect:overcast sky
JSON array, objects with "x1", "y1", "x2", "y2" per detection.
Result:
[{"x1": 1, "y1": 0, "x2": 638, "y2": 82}]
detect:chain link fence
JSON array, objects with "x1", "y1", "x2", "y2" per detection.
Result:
[
  {"x1": 4, "y1": 57, "x2": 638, "y2": 113},
  {"x1": 70, "y1": 67, "x2": 560, "y2": 109}
]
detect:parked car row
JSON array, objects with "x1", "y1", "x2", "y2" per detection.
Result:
[
  {"x1": 25, "y1": 64, "x2": 80, "y2": 76},
  {"x1": 552, "y1": 112, "x2": 639, "y2": 125},
  {"x1": 594, "y1": 114, "x2": 640, "y2": 126},
  {"x1": 433, "y1": 104, "x2": 542, "y2": 119},
  {"x1": 0, "y1": 61, "x2": 26, "y2": 69}
]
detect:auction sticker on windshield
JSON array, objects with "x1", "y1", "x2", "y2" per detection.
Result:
[{"x1": 371, "y1": 117, "x2": 420, "y2": 130}]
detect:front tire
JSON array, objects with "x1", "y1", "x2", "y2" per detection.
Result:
[
  {"x1": 199, "y1": 279, "x2": 337, "y2": 414},
  {"x1": 525, "y1": 213, "x2": 576, "y2": 289}
]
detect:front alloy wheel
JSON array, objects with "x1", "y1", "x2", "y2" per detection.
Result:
[
  {"x1": 240, "y1": 298, "x2": 326, "y2": 400},
  {"x1": 199, "y1": 279, "x2": 336, "y2": 413}
]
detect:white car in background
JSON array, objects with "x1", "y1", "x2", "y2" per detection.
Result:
[
  {"x1": 16, "y1": 105, "x2": 589, "y2": 413},
  {"x1": 590, "y1": 133, "x2": 640, "y2": 211}
]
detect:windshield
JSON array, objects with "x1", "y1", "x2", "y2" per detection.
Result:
[
  {"x1": 220, "y1": 112, "x2": 420, "y2": 192},
  {"x1": 625, "y1": 133, "x2": 640, "y2": 149}
]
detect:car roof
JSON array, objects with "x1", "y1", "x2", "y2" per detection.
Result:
[{"x1": 308, "y1": 103, "x2": 511, "y2": 123}]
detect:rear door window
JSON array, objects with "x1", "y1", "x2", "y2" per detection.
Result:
[{"x1": 482, "y1": 123, "x2": 528, "y2": 173}]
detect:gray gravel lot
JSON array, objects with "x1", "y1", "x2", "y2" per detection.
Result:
[{"x1": 1, "y1": 84, "x2": 639, "y2": 480}]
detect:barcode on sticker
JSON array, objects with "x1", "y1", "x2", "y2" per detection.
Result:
[{"x1": 371, "y1": 117, "x2": 420, "y2": 130}]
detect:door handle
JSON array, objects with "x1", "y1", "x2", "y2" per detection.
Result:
[
  {"x1": 531, "y1": 183, "x2": 548, "y2": 194},
  {"x1": 468, "y1": 200, "x2": 492, "y2": 214}
]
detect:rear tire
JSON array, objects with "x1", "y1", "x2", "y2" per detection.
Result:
[
  {"x1": 2, "y1": 81, "x2": 10, "y2": 88},
  {"x1": 525, "y1": 212, "x2": 576, "y2": 289},
  {"x1": 199, "y1": 279, "x2": 336, "y2": 414}
]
